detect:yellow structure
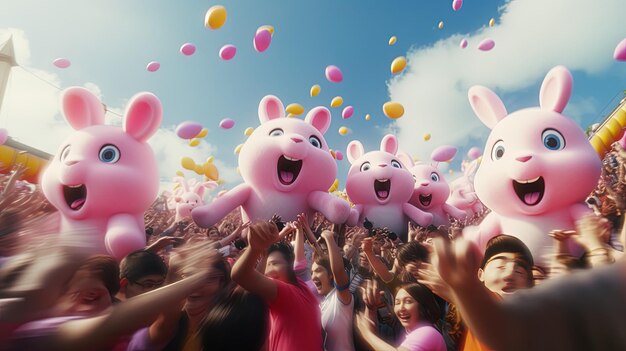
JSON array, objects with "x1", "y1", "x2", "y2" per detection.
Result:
[
  {"x1": 0, "y1": 138, "x2": 51, "y2": 183},
  {"x1": 589, "y1": 96, "x2": 626, "y2": 158}
]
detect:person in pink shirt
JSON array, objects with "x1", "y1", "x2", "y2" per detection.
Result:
[{"x1": 232, "y1": 221, "x2": 323, "y2": 351}]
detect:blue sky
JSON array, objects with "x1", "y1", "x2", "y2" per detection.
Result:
[{"x1": 0, "y1": 0, "x2": 624, "y2": 189}]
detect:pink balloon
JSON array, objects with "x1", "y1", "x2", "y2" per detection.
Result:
[
  {"x1": 176, "y1": 121, "x2": 203, "y2": 139},
  {"x1": 335, "y1": 150, "x2": 344, "y2": 161},
  {"x1": 477, "y1": 39, "x2": 495, "y2": 51},
  {"x1": 53, "y1": 58, "x2": 71, "y2": 69},
  {"x1": 180, "y1": 43, "x2": 196, "y2": 56},
  {"x1": 219, "y1": 118, "x2": 235, "y2": 129},
  {"x1": 452, "y1": 0, "x2": 463, "y2": 11},
  {"x1": 219, "y1": 44, "x2": 237, "y2": 60},
  {"x1": 146, "y1": 61, "x2": 160, "y2": 72},
  {"x1": 467, "y1": 146, "x2": 482, "y2": 160},
  {"x1": 325, "y1": 65, "x2": 343, "y2": 83},
  {"x1": 0, "y1": 128, "x2": 7, "y2": 145},
  {"x1": 431, "y1": 145, "x2": 457, "y2": 162},
  {"x1": 460, "y1": 39, "x2": 468, "y2": 49},
  {"x1": 253, "y1": 29, "x2": 272, "y2": 53},
  {"x1": 342, "y1": 106, "x2": 354, "y2": 119},
  {"x1": 613, "y1": 38, "x2": 626, "y2": 61}
]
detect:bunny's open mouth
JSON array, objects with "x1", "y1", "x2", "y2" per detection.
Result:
[
  {"x1": 419, "y1": 194, "x2": 432, "y2": 206},
  {"x1": 512, "y1": 177, "x2": 544, "y2": 206},
  {"x1": 374, "y1": 179, "x2": 391, "y2": 200},
  {"x1": 63, "y1": 184, "x2": 87, "y2": 211},
  {"x1": 277, "y1": 155, "x2": 302, "y2": 185}
]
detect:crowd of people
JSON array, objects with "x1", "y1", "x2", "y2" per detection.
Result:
[{"x1": 0, "y1": 141, "x2": 625, "y2": 351}]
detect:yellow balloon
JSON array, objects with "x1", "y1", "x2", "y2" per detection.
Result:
[
  {"x1": 194, "y1": 164, "x2": 204, "y2": 174},
  {"x1": 328, "y1": 179, "x2": 339, "y2": 193},
  {"x1": 203, "y1": 162, "x2": 219, "y2": 181},
  {"x1": 285, "y1": 103, "x2": 305, "y2": 116},
  {"x1": 257, "y1": 25, "x2": 274, "y2": 36},
  {"x1": 189, "y1": 138, "x2": 200, "y2": 147},
  {"x1": 195, "y1": 128, "x2": 208, "y2": 138},
  {"x1": 388, "y1": 36, "x2": 397, "y2": 45},
  {"x1": 244, "y1": 127, "x2": 254, "y2": 137},
  {"x1": 310, "y1": 84, "x2": 321, "y2": 97},
  {"x1": 489, "y1": 18, "x2": 495, "y2": 27},
  {"x1": 175, "y1": 171, "x2": 184, "y2": 177},
  {"x1": 234, "y1": 144, "x2": 243, "y2": 155},
  {"x1": 438, "y1": 21, "x2": 444, "y2": 29},
  {"x1": 338, "y1": 126, "x2": 349, "y2": 135},
  {"x1": 207, "y1": 156, "x2": 215, "y2": 163},
  {"x1": 205, "y1": 5, "x2": 227, "y2": 30},
  {"x1": 423, "y1": 133, "x2": 431, "y2": 141},
  {"x1": 331, "y1": 96, "x2": 343, "y2": 108},
  {"x1": 365, "y1": 114, "x2": 371, "y2": 121},
  {"x1": 181, "y1": 157, "x2": 196, "y2": 170},
  {"x1": 330, "y1": 150, "x2": 336, "y2": 159},
  {"x1": 391, "y1": 56, "x2": 407, "y2": 74},
  {"x1": 383, "y1": 101, "x2": 404, "y2": 119}
]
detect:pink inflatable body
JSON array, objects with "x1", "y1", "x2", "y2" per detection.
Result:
[
  {"x1": 192, "y1": 95, "x2": 351, "y2": 227},
  {"x1": 346, "y1": 135, "x2": 432, "y2": 239},
  {"x1": 465, "y1": 66, "x2": 602, "y2": 267},
  {"x1": 448, "y1": 159, "x2": 485, "y2": 218},
  {"x1": 171, "y1": 177, "x2": 218, "y2": 222},
  {"x1": 41, "y1": 87, "x2": 162, "y2": 260}
]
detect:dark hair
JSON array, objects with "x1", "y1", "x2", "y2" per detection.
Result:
[
  {"x1": 480, "y1": 234, "x2": 534, "y2": 286},
  {"x1": 267, "y1": 242, "x2": 297, "y2": 284},
  {"x1": 80, "y1": 255, "x2": 120, "y2": 297},
  {"x1": 119, "y1": 250, "x2": 167, "y2": 282},
  {"x1": 200, "y1": 288, "x2": 269, "y2": 350},
  {"x1": 398, "y1": 283, "x2": 441, "y2": 325},
  {"x1": 397, "y1": 241, "x2": 430, "y2": 266}
]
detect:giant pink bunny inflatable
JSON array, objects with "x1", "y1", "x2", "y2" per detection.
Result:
[
  {"x1": 397, "y1": 147, "x2": 466, "y2": 227},
  {"x1": 346, "y1": 134, "x2": 432, "y2": 240},
  {"x1": 41, "y1": 87, "x2": 162, "y2": 260},
  {"x1": 192, "y1": 95, "x2": 351, "y2": 227},
  {"x1": 448, "y1": 158, "x2": 485, "y2": 218},
  {"x1": 171, "y1": 177, "x2": 218, "y2": 222},
  {"x1": 465, "y1": 66, "x2": 602, "y2": 267}
]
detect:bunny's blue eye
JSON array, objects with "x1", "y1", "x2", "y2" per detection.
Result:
[
  {"x1": 542, "y1": 129, "x2": 565, "y2": 151},
  {"x1": 99, "y1": 144, "x2": 120, "y2": 163}
]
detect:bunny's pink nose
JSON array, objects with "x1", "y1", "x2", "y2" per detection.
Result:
[
  {"x1": 515, "y1": 155, "x2": 532, "y2": 163},
  {"x1": 291, "y1": 137, "x2": 303, "y2": 143}
]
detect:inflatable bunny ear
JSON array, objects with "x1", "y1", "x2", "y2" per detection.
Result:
[
  {"x1": 258, "y1": 95, "x2": 285, "y2": 123},
  {"x1": 194, "y1": 181, "x2": 219, "y2": 198},
  {"x1": 539, "y1": 65, "x2": 572, "y2": 113},
  {"x1": 468, "y1": 86, "x2": 508, "y2": 129},
  {"x1": 304, "y1": 106, "x2": 331, "y2": 134},
  {"x1": 347, "y1": 140, "x2": 364, "y2": 164},
  {"x1": 173, "y1": 176, "x2": 189, "y2": 193},
  {"x1": 380, "y1": 134, "x2": 398, "y2": 154},
  {"x1": 123, "y1": 92, "x2": 162, "y2": 142},
  {"x1": 62, "y1": 87, "x2": 106, "y2": 130},
  {"x1": 396, "y1": 151, "x2": 414, "y2": 168}
]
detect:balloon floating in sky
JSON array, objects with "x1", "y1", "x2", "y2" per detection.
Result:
[
  {"x1": 189, "y1": 138, "x2": 201, "y2": 147},
  {"x1": 219, "y1": 118, "x2": 235, "y2": 129},
  {"x1": 253, "y1": 29, "x2": 272, "y2": 52},
  {"x1": 431, "y1": 145, "x2": 457, "y2": 162},
  {"x1": 331, "y1": 96, "x2": 344, "y2": 108},
  {"x1": 257, "y1": 25, "x2": 274, "y2": 36},
  {"x1": 310, "y1": 84, "x2": 321, "y2": 97},
  {"x1": 467, "y1": 146, "x2": 482, "y2": 160},
  {"x1": 328, "y1": 179, "x2": 339, "y2": 193},
  {"x1": 205, "y1": 5, "x2": 227, "y2": 29},
  {"x1": 146, "y1": 61, "x2": 160, "y2": 72},
  {"x1": 423, "y1": 133, "x2": 431, "y2": 141},
  {"x1": 325, "y1": 65, "x2": 343, "y2": 83},
  {"x1": 391, "y1": 56, "x2": 407, "y2": 74},
  {"x1": 219, "y1": 45, "x2": 237, "y2": 60},
  {"x1": 365, "y1": 114, "x2": 371, "y2": 121},
  {"x1": 53, "y1": 58, "x2": 71, "y2": 69},
  {"x1": 489, "y1": 18, "x2": 495, "y2": 27},
  {"x1": 452, "y1": 0, "x2": 463, "y2": 11},
  {"x1": 383, "y1": 102, "x2": 404, "y2": 119},
  {"x1": 338, "y1": 126, "x2": 349, "y2": 135},
  {"x1": 181, "y1": 157, "x2": 196, "y2": 170},
  {"x1": 614, "y1": 38, "x2": 626, "y2": 61},
  {"x1": 196, "y1": 128, "x2": 208, "y2": 138},
  {"x1": 244, "y1": 127, "x2": 254, "y2": 136},
  {"x1": 176, "y1": 121, "x2": 203, "y2": 139},
  {"x1": 175, "y1": 171, "x2": 184, "y2": 177},
  {"x1": 342, "y1": 106, "x2": 354, "y2": 119},
  {"x1": 335, "y1": 150, "x2": 344, "y2": 161},
  {"x1": 286, "y1": 103, "x2": 305, "y2": 116},
  {"x1": 0, "y1": 128, "x2": 7, "y2": 145},
  {"x1": 438, "y1": 21, "x2": 444, "y2": 29},
  {"x1": 477, "y1": 39, "x2": 495, "y2": 51},
  {"x1": 180, "y1": 43, "x2": 196, "y2": 56},
  {"x1": 389, "y1": 36, "x2": 397, "y2": 45},
  {"x1": 460, "y1": 39, "x2": 468, "y2": 49},
  {"x1": 234, "y1": 144, "x2": 243, "y2": 155}
]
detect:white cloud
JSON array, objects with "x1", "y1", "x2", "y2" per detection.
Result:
[{"x1": 389, "y1": 0, "x2": 626, "y2": 161}]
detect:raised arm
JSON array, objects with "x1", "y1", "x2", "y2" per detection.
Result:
[
  {"x1": 361, "y1": 237, "x2": 394, "y2": 283},
  {"x1": 403, "y1": 203, "x2": 433, "y2": 227},
  {"x1": 218, "y1": 221, "x2": 251, "y2": 248},
  {"x1": 192, "y1": 183, "x2": 252, "y2": 228},
  {"x1": 321, "y1": 230, "x2": 351, "y2": 305},
  {"x1": 308, "y1": 190, "x2": 351, "y2": 224}
]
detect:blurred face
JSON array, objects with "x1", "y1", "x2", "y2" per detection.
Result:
[
  {"x1": 478, "y1": 252, "x2": 530, "y2": 296},
  {"x1": 394, "y1": 288, "x2": 420, "y2": 331},
  {"x1": 358, "y1": 251, "x2": 371, "y2": 270},
  {"x1": 208, "y1": 227, "x2": 221, "y2": 241},
  {"x1": 57, "y1": 269, "x2": 112, "y2": 316},
  {"x1": 181, "y1": 267, "x2": 224, "y2": 315},
  {"x1": 124, "y1": 274, "x2": 165, "y2": 299},
  {"x1": 311, "y1": 262, "x2": 333, "y2": 296},
  {"x1": 265, "y1": 251, "x2": 290, "y2": 282}
]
